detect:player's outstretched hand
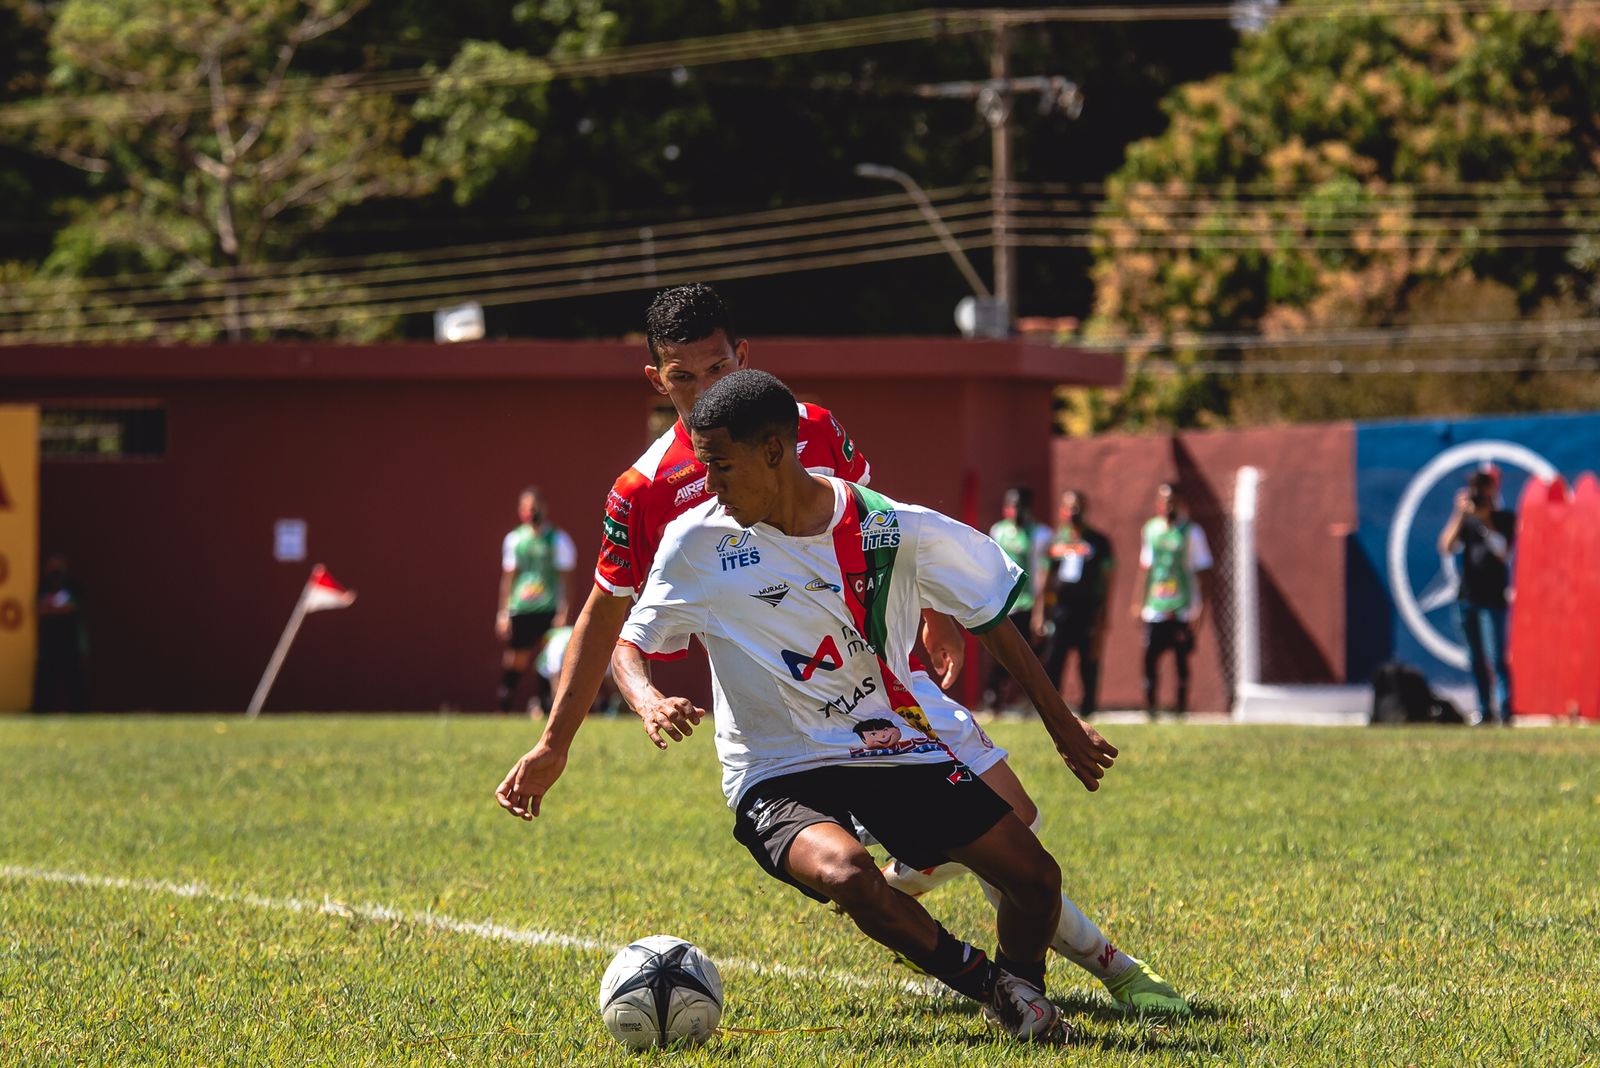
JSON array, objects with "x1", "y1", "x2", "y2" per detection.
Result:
[
  {"x1": 638, "y1": 697, "x2": 706, "y2": 750},
  {"x1": 496, "y1": 743, "x2": 567, "y2": 820},
  {"x1": 1053, "y1": 716, "x2": 1118, "y2": 793}
]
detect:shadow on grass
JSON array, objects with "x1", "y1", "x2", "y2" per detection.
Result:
[{"x1": 901, "y1": 994, "x2": 1248, "y2": 1056}]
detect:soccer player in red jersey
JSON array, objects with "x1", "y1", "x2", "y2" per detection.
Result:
[{"x1": 495, "y1": 284, "x2": 1187, "y2": 1014}]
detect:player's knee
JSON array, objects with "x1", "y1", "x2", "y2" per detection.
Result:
[
  {"x1": 1008, "y1": 794, "x2": 1039, "y2": 830},
  {"x1": 814, "y1": 851, "x2": 888, "y2": 913},
  {"x1": 1009, "y1": 844, "x2": 1061, "y2": 908}
]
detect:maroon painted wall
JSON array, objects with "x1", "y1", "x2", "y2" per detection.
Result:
[
  {"x1": 1049, "y1": 423, "x2": 1356, "y2": 712},
  {"x1": 0, "y1": 339, "x2": 1117, "y2": 711}
]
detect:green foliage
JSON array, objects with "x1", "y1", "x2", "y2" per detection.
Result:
[
  {"x1": 414, "y1": 42, "x2": 549, "y2": 207},
  {"x1": 1, "y1": 716, "x2": 1598, "y2": 1064},
  {"x1": 1086, "y1": 6, "x2": 1600, "y2": 429}
]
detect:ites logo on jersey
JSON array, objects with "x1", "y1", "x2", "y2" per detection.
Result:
[
  {"x1": 674, "y1": 475, "x2": 708, "y2": 508},
  {"x1": 750, "y1": 582, "x2": 790, "y2": 607},
  {"x1": 860, "y1": 509, "x2": 900, "y2": 551},
  {"x1": 781, "y1": 634, "x2": 843, "y2": 681},
  {"x1": 716, "y1": 530, "x2": 761, "y2": 571}
]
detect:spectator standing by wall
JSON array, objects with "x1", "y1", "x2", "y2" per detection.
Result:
[
  {"x1": 1038, "y1": 490, "x2": 1115, "y2": 716},
  {"x1": 496, "y1": 487, "x2": 575, "y2": 716},
  {"x1": 33, "y1": 553, "x2": 88, "y2": 712},
  {"x1": 1132, "y1": 483, "x2": 1213, "y2": 717},
  {"x1": 1438, "y1": 470, "x2": 1516, "y2": 725},
  {"x1": 983, "y1": 487, "x2": 1052, "y2": 712}
]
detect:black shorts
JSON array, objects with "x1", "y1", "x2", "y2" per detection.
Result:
[
  {"x1": 508, "y1": 610, "x2": 556, "y2": 650},
  {"x1": 732, "y1": 761, "x2": 1013, "y2": 903},
  {"x1": 1144, "y1": 618, "x2": 1193, "y2": 655}
]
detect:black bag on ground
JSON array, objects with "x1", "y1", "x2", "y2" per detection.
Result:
[{"x1": 1370, "y1": 662, "x2": 1466, "y2": 725}]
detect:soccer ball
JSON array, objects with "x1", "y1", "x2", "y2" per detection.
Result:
[{"x1": 598, "y1": 935, "x2": 723, "y2": 1049}]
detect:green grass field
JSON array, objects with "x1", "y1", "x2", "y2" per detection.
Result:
[{"x1": 2, "y1": 715, "x2": 1597, "y2": 1066}]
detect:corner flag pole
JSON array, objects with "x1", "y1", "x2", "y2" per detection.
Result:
[
  {"x1": 247, "y1": 565, "x2": 356, "y2": 718},
  {"x1": 247, "y1": 585, "x2": 311, "y2": 718}
]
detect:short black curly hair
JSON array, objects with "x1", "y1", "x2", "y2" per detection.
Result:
[
  {"x1": 686, "y1": 368, "x2": 798, "y2": 445},
  {"x1": 644, "y1": 283, "x2": 739, "y2": 365},
  {"x1": 851, "y1": 717, "x2": 895, "y2": 737}
]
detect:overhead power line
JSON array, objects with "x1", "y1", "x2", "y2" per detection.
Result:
[
  {"x1": 2, "y1": 1, "x2": 1596, "y2": 127},
  {"x1": 7, "y1": 189, "x2": 1598, "y2": 334}
]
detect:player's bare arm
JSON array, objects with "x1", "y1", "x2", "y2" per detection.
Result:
[
  {"x1": 496, "y1": 570, "x2": 514, "y2": 639},
  {"x1": 554, "y1": 569, "x2": 573, "y2": 629},
  {"x1": 612, "y1": 639, "x2": 705, "y2": 750},
  {"x1": 496, "y1": 585, "x2": 632, "y2": 819},
  {"x1": 977, "y1": 618, "x2": 1117, "y2": 792},
  {"x1": 919, "y1": 609, "x2": 965, "y2": 689}
]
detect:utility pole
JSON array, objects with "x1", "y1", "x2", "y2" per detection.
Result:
[
  {"x1": 989, "y1": 22, "x2": 1014, "y2": 330},
  {"x1": 913, "y1": 32, "x2": 1082, "y2": 335}
]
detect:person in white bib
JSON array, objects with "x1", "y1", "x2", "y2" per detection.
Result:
[{"x1": 614, "y1": 369, "x2": 1129, "y2": 1043}]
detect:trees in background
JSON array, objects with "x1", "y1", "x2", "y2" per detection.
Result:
[{"x1": 1081, "y1": 7, "x2": 1600, "y2": 429}]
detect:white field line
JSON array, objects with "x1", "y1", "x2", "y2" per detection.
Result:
[{"x1": 0, "y1": 864, "x2": 938, "y2": 996}]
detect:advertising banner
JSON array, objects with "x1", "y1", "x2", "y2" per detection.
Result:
[
  {"x1": 1350, "y1": 412, "x2": 1600, "y2": 693},
  {"x1": 0, "y1": 405, "x2": 39, "y2": 711}
]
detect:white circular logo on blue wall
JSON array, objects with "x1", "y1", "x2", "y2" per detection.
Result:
[{"x1": 1386, "y1": 440, "x2": 1555, "y2": 670}]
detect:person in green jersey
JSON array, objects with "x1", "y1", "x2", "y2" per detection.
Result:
[
  {"x1": 1131, "y1": 482, "x2": 1213, "y2": 716},
  {"x1": 984, "y1": 487, "x2": 1052, "y2": 712},
  {"x1": 497, "y1": 487, "x2": 576, "y2": 715}
]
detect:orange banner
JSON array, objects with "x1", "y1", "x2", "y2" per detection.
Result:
[{"x1": 0, "y1": 405, "x2": 39, "y2": 711}]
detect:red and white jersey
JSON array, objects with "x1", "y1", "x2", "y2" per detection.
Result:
[{"x1": 595, "y1": 402, "x2": 870, "y2": 597}]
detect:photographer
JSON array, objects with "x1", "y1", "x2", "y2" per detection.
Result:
[{"x1": 1438, "y1": 469, "x2": 1517, "y2": 725}]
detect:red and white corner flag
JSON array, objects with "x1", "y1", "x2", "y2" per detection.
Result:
[
  {"x1": 247, "y1": 565, "x2": 358, "y2": 717},
  {"x1": 303, "y1": 565, "x2": 357, "y2": 613}
]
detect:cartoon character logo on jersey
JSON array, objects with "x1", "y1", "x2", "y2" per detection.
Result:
[
  {"x1": 716, "y1": 530, "x2": 761, "y2": 571},
  {"x1": 851, "y1": 717, "x2": 901, "y2": 750},
  {"x1": 860, "y1": 509, "x2": 901, "y2": 551},
  {"x1": 846, "y1": 715, "x2": 946, "y2": 759}
]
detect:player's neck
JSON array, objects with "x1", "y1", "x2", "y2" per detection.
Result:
[{"x1": 760, "y1": 470, "x2": 836, "y2": 537}]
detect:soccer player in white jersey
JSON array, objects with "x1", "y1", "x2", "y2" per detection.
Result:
[
  {"x1": 612, "y1": 369, "x2": 1132, "y2": 1041},
  {"x1": 496, "y1": 284, "x2": 1188, "y2": 1015}
]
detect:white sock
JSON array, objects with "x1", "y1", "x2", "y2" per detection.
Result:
[
  {"x1": 881, "y1": 814, "x2": 1134, "y2": 983},
  {"x1": 880, "y1": 856, "x2": 970, "y2": 897},
  {"x1": 974, "y1": 815, "x2": 1133, "y2": 983}
]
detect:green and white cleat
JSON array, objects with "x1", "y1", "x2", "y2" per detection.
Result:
[{"x1": 1103, "y1": 957, "x2": 1191, "y2": 1017}]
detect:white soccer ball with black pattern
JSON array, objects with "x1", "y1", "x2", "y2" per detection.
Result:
[{"x1": 598, "y1": 935, "x2": 723, "y2": 1049}]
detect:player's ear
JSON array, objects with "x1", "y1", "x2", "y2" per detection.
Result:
[
  {"x1": 762, "y1": 432, "x2": 785, "y2": 467},
  {"x1": 643, "y1": 364, "x2": 669, "y2": 396},
  {"x1": 733, "y1": 338, "x2": 750, "y2": 368}
]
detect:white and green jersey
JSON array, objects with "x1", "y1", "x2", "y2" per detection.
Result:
[
  {"x1": 1138, "y1": 517, "x2": 1212, "y2": 622},
  {"x1": 502, "y1": 525, "x2": 577, "y2": 616},
  {"x1": 620, "y1": 478, "x2": 1025, "y2": 806}
]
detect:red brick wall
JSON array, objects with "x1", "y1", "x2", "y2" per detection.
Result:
[
  {"x1": 1048, "y1": 423, "x2": 1355, "y2": 712},
  {"x1": 1, "y1": 339, "x2": 1112, "y2": 711}
]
